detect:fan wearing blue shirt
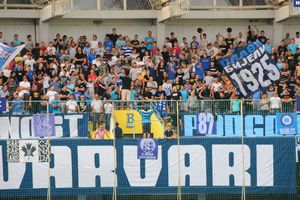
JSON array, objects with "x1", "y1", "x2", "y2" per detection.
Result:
[
  {"x1": 179, "y1": 85, "x2": 189, "y2": 111},
  {"x1": 104, "y1": 34, "x2": 113, "y2": 52},
  {"x1": 88, "y1": 49, "x2": 97, "y2": 65},
  {"x1": 201, "y1": 53, "x2": 211, "y2": 71},
  {"x1": 11, "y1": 93, "x2": 24, "y2": 115},
  {"x1": 288, "y1": 38, "x2": 298, "y2": 55},
  {"x1": 11, "y1": 34, "x2": 22, "y2": 47},
  {"x1": 144, "y1": 31, "x2": 155, "y2": 51}
]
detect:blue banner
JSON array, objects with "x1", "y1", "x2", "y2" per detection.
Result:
[
  {"x1": 294, "y1": 0, "x2": 300, "y2": 7},
  {"x1": 0, "y1": 97, "x2": 6, "y2": 112},
  {"x1": 0, "y1": 113, "x2": 88, "y2": 139},
  {"x1": 276, "y1": 113, "x2": 298, "y2": 135},
  {"x1": 137, "y1": 138, "x2": 158, "y2": 159},
  {"x1": 0, "y1": 42, "x2": 25, "y2": 69},
  {"x1": 0, "y1": 137, "x2": 296, "y2": 196},
  {"x1": 183, "y1": 113, "x2": 300, "y2": 137},
  {"x1": 218, "y1": 42, "x2": 280, "y2": 97}
]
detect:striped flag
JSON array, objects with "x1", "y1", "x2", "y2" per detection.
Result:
[{"x1": 0, "y1": 42, "x2": 25, "y2": 70}]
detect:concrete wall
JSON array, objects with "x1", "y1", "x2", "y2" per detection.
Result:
[
  {"x1": 0, "y1": 17, "x2": 299, "y2": 46},
  {"x1": 0, "y1": 19, "x2": 37, "y2": 43},
  {"x1": 48, "y1": 19, "x2": 156, "y2": 42},
  {"x1": 165, "y1": 19, "x2": 274, "y2": 44}
]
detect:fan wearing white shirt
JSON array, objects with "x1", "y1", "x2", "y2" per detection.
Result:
[
  {"x1": 91, "y1": 94, "x2": 103, "y2": 130},
  {"x1": 19, "y1": 76, "x2": 31, "y2": 96},
  {"x1": 24, "y1": 54, "x2": 36, "y2": 67},
  {"x1": 90, "y1": 34, "x2": 99, "y2": 49},
  {"x1": 270, "y1": 93, "x2": 282, "y2": 112},
  {"x1": 103, "y1": 99, "x2": 113, "y2": 130},
  {"x1": 46, "y1": 86, "x2": 58, "y2": 102},
  {"x1": 66, "y1": 94, "x2": 78, "y2": 113}
]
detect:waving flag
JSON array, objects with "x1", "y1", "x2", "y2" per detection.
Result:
[
  {"x1": 218, "y1": 42, "x2": 280, "y2": 97},
  {"x1": 0, "y1": 42, "x2": 25, "y2": 70}
]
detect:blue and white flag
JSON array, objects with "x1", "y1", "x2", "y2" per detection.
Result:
[
  {"x1": 137, "y1": 138, "x2": 158, "y2": 160},
  {"x1": 0, "y1": 97, "x2": 6, "y2": 112},
  {"x1": 276, "y1": 113, "x2": 298, "y2": 135},
  {"x1": 33, "y1": 114, "x2": 56, "y2": 137},
  {"x1": 218, "y1": 42, "x2": 281, "y2": 97},
  {"x1": 0, "y1": 42, "x2": 25, "y2": 70}
]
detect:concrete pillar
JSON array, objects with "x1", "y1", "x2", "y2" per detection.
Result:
[
  {"x1": 39, "y1": 20, "x2": 49, "y2": 43},
  {"x1": 156, "y1": 21, "x2": 166, "y2": 49},
  {"x1": 272, "y1": 22, "x2": 284, "y2": 46}
]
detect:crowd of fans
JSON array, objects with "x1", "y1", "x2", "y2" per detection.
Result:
[{"x1": 0, "y1": 25, "x2": 299, "y2": 119}]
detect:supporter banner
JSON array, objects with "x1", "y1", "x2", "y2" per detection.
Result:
[
  {"x1": 183, "y1": 113, "x2": 300, "y2": 137},
  {"x1": 0, "y1": 42, "x2": 25, "y2": 70},
  {"x1": 0, "y1": 138, "x2": 296, "y2": 196},
  {"x1": 219, "y1": 42, "x2": 280, "y2": 97},
  {"x1": 276, "y1": 113, "x2": 298, "y2": 135},
  {"x1": 137, "y1": 138, "x2": 158, "y2": 160},
  {"x1": 6, "y1": 139, "x2": 49, "y2": 163},
  {"x1": 0, "y1": 114, "x2": 89, "y2": 139}
]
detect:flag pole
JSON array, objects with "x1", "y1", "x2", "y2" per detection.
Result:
[{"x1": 46, "y1": 101, "x2": 51, "y2": 200}]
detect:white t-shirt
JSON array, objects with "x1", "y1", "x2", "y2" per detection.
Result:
[
  {"x1": 25, "y1": 59, "x2": 36, "y2": 67},
  {"x1": 104, "y1": 103, "x2": 113, "y2": 114},
  {"x1": 19, "y1": 81, "x2": 30, "y2": 94},
  {"x1": 90, "y1": 40, "x2": 99, "y2": 49},
  {"x1": 47, "y1": 46, "x2": 56, "y2": 54},
  {"x1": 43, "y1": 76, "x2": 50, "y2": 90},
  {"x1": 46, "y1": 90, "x2": 58, "y2": 102},
  {"x1": 211, "y1": 82, "x2": 222, "y2": 92},
  {"x1": 66, "y1": 100, "x2": 78, "y2": 113},
  {"x1": 91, "y1": 99, "x2": 103, "y2": 113},
  {"x1": 270, "y1": 97, "x2": 281, "y2": 109}
]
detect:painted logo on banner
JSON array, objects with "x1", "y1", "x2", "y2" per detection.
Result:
[
  {"x1": 276, "y1": 113, "x2": 297, "y2": 135},
  {"x1": 6, "y1": 139, "x2": 49, "y2": 163},
  {"x1": 218, "y1": 42, "x2": 280, "y2": 97},
  {"x1": 138, "y1": 138, "x2": 158, "y2": 160},
  {"x1": 33, "y1": 114, "x2": 56, "y2": 137}
]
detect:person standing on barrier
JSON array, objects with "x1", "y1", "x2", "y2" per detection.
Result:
[
  {"x1": 91, "y1": 94, "x2": 103, "y2": 130},
  {"x1": 135, "y1": 105, "x2": 155, "y2": 138},
  {"x1": 119, "y1": 69, "x2": 132, "y2": 108},
  {"x1": 114, "y1": 122, "x2": 123, "y2": 140},
  {"x1": 104, "y1": 99, "x2": 113, "y2": 131}
]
